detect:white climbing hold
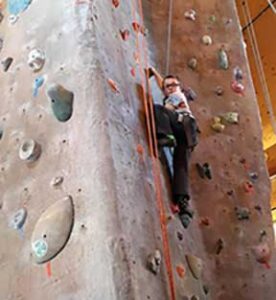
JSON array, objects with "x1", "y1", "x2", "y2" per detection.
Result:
[
  {"x1": 9, "y1": 208, "x2": 27, "y2": 230},
  {"x1": 19, "y1": 139, "x2": 41, "y2": 162},
  {"x1": 50, "y1": 176, "x2": 64, "y2": 187},
  {"x1": 201, "y1": 35, "x2": 212, "y2": 45},
  {"x1": 184, "y1": 9, "x2": 196, "y2": 21},
  {"x1": 9, "y1": 14, "x2": 19, "y2": 25},
  {"x1": 28, "y1": 49, "x2": 45, "y2": 72},
  {"x1": 147, "y1": 249, "x2": 162, "y2": 274}
]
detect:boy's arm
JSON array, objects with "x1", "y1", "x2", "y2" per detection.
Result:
[{"x1": 148, "y1": 67, "x2": 164, "y2": 90}]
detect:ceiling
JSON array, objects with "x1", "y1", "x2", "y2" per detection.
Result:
[{"x1": 236, "y1": 0, "x2": 276, "y2": 209}]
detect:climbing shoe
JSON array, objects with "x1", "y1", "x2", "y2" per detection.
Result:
[
  {"x1": 179, "y1": 213, "x2": 192, "y2": 229},
  {"x1": 158, "y1": 134, "x2": 177, "y2": 147}
]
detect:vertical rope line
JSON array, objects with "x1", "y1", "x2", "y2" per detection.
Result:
[{"x1": 165, "y1": 0, "x2": 173, "y2": 74}]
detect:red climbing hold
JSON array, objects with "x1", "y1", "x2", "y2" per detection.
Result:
[
  {"x1": 130, "y1": 67, "x2": 136, "y2": 77},
  {"x1": 199, "y1": 217, "x2": 210, "y2": 226},
  {"x1": 170, "y1": 203, "x2": 180, "y2": 214},
  {"x1": 112, "y1": 0, "x2": 120, "y2": 8},
  {"x1": 132, "y1": 22, "x2": 141, "y2": 33},
  {"x1": 120, "y1": 29, "x2": 130, "y2": 41},
  {"x1": 252, "y1": 242, "x2": 271, "y2": 268},
  {"x1": 46, "y1": 262, "x2": 52, "y2": 277},
  {"x1": 176, "y1": 265, "x2": 186, "y2": 278},
  {"x1": 107, "y1": 78, "x2": 120, "y2": 93}
]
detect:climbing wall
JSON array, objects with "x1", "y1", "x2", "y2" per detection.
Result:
[{"x1": 0, "y1": 0, "x2": 275, "y2": 300}]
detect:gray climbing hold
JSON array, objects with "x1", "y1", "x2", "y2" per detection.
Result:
[
  {"x1": 185, "y1": 255, "x2": 203, "y2": 279},
  {"x1": 233, "y1": 66, "x2": 243, "y2": 81},
  {"x1": 28, "y1": 49, "x2": 45, "y2": 72},
  {"x1": 0, "y1": 127, "x2": 3, "y2": 140},
  {"x1": 235, "y1": 206, "x2": 250, "y2": 220},
  {"x1": 187, "y1": 58, "x2": 197, "y2": 70},
  {"x1": 2, "y1": 57, "x2": 13, "y2": 72},
  {"x1": 190, "y1": 296, "x2": 199, "y2": 300},
  {"x1": 215, "y1": 86, "x2": 224, "y2": 96},
  {"x1": 31, "y1": 195, "x2": 74, "y2": 264},
  {"x1": 19, "y1": 139, "x2": 41, "y2": 162},
  {"x1": 218, "y1": 47, "x2": 229, "y2": 70},
  {"x1": 0, "y1": 11, "x2": 4, "y2": 23},
  {"x1": 9, "y1": 14, "x2": 19, "y2": 25},
  {"x1": 9, "y1": 208, "x2": 27, "y2": 230},
  {"x1": 147, "y1": 249, "x2": 162, "y2": 275},
  {"x1": 50, "y1": 176, "x2": 64, "y2": 187},
  {"x1": 215, "y1": 238, "x2": 224, "y2": 255},
  {"x1": 47, "y1": 84, "x2": 74, "y2": 122}
]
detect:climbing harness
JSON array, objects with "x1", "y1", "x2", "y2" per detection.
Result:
[{"x1": 131, "y1": 0, "x2": 176, "y2": 299}]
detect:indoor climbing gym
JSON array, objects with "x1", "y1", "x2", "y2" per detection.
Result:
[{"x1": 0, "y1": 0, "x2": 276, "y2": 299}]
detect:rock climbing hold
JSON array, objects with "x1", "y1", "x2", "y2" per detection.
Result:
[
  {"x1": 249, "y1": 172, "x2": 258, "y2": 182},
  {"x1": 215, "y1": 86, "x2": 224, "y2": 96},
  {"x1": 185, "y1": 255, "x2": 203, "y2": 279},
  {"x1": 233, "y1": 66, "x2": 243, "y2": 81},
  {"x1": 231, "y1": 80, "x2": 245, "y2": 95},
  {"x1": 147, "y1": 250, "x2": 162, "y2": 275},
  {"x1": 190, "y1": 296, "x2": 199, "y2": 300},
  {"x1": 107, "y1": 78, "x2": 120, "y2": 93},
  {"x1": 176, "y1": 264, "x2": 185, "y2": 278},
  {"x1": 218, "y1": 47, "x2": 229, "y2": 70},
  {"x1": 184, "y1": 87, "x2": 197, "y2": 101},
  {"x1": 260, "y1": 230, "x2": 267, "y2": 242},
  {"x1": 50, "y1": 176, "x2": 64, "y2": 187},
  {"x1": 47, "y1": 83, "x2": 74, "y2": 122},
  {"x1": 209, "y1": 15, "x2": 216, "y2": 23},
  {"x1": 19, "y1": 139, "x2": 41, "y2": 162},
  {"x1": 221, "y1": 112, "x2": 239, "y2": 124},
  {"x1": 243, "y1": 181, "x2": 254, "y2": 194},
  {"x1": 184, "y1": 9, "x2": 196, "y2": 21},
  {"x1": 201, "y1": 35, "x2": 212, "y2": 45},
  {"x1": 215, "y1": 238, "x2": 224, "y2": 255},
  {"x1": 112, "y1": 0, "x2": 119, "y2": 8},
  {"x1": 8, "y1": 0, "x2": 32, "y2": 15},
  {"x1": 254, "y1": 205, "x2": 262, "y2": 213},
  {"x1": 0, "y1": 11, "x2": 3, "y2": 23},
  {"x1": 130, "y1": 67, "x2": 136, "y2": 77},
  {"x1": 136, "y1": 144, "x2": 144, "y2": 156},
  {"x1": 199, "y1": 217, "x2": 210, "y2": 226},
  {"x1": 177, "y1": 231, "x2": 183, "y2": 241},
  {"x1": 235, "y1": 206, "x2": 250, "y2": 220},
  {"x1": 28, "y1": 49, "x2": 45, "y2": 72},
  {"x1": 187, "y1": 58, "x2": 197, "y2": 70},
  {"x1": 203, "y1": 163, "x2": 212, "y2": 179},
  {"x1": 33, "y1": 76, "x2": 45, "y2": 97},
  {"x1": 252, "y1": 242, "x2": 271, "y2": 268},
  {"x1": 9, "y1": 14, "x2": 19, "y2": 25},
  {"x1": 0, "y1": 127, "x2": 3, "y2": 140},
  {"x1": 119, "y1": 29, "x2": 130, "y2": 41},
  {"x1": 211, "y1": 117, "x2": 225, "y2": 132},
  {"x1": 203, "y1": 284, "x2": 210, "y2": 295},
  {"x1": 31, "y1": 195, "x2": 74, "y2": 264},
  {"x1": 9, "y1": 208, "x2": 27, "y2": 230},
  {"x1": 2, "y1": 57, "x2": 13, "y2": 72}
]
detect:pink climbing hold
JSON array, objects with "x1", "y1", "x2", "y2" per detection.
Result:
[
  {"x1": 136, "y1": 144, "x2": 144, "y2": 156},
  {"x1": 231, "y1": 80, "x2": 245, "y2": 96},
  {"x1": 252, "y1": 242, "x2": 271, "y2": 268},
  {"x1": 170, "y1": 203, "x2": 180, "y2": 214},
  {"x1": 243, "y1": 181, "x2": 254, "y2": 194},
  {"x1": 130, "y1": 67, "x2": 136, "y2": 77},
  {"x1": 120, "y1": 29, "x2": 130, "y2": 41},
  {"x1": 176, "y1": 265, "x2": 186, "y2": 278}
]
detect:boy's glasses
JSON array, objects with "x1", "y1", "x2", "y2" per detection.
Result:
[{"x1": 164, "y1": 83, "x2": 180, "y2": 89}]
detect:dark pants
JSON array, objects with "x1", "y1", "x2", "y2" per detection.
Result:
[{"x1": 154, "y1": 104, "x2": 192, "y2": 200}]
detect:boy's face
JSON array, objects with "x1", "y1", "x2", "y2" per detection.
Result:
[{"x1": 163, "y1": 78, "x2": 181, "y2": 96}]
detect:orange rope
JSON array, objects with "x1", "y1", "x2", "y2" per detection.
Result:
[{"x1": 130, "y1": 1, "x2": 176, "y2": 300}]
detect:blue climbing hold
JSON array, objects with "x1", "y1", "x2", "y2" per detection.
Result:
[
  {"x1": 33, "y1": 76, "x2": 45, "y2": 97},
  {"x1": 8, "y1": 0, "x2": 32, "y2": 15}
]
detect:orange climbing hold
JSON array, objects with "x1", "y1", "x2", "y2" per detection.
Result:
[
  {"x1": 176, "y1": 265, "x2": 186, "y2": 278},
  {"x1": 136, "y1": 144, "x2": 144, "y2": 156},
  {"x1": 107, "y1": 78, "x2": 120, "y2": 93},
  {"x1": 46, "y1": 262, "x2": 52, "y2": 277}
]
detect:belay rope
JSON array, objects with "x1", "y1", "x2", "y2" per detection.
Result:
[
  {"x1": 166, "y1": 0, "x2": 174, "y2": 74},
  {"x1": 130, "y1": 0, "x2": 176, "y2": 299}
]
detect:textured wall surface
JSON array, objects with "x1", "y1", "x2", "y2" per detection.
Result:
[{"x1": 0, "y1": 0, "x2": 275, "y2": 300}]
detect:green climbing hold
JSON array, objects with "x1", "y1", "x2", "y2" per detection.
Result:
[{"x1": 47, "y1": 84, "x2": 74, "y2": 122}]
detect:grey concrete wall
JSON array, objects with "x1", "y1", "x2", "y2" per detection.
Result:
[{"x1": 0, "y1": 0, "x2": 275, "y2": 300}]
